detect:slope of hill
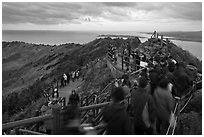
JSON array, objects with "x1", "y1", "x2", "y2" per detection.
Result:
[
  {"x1": 2, "y1": 35, "x2": 201, "y2": 131},
  {"x1": 2, "y1": 37, "x2": 141, "y2": 122}
]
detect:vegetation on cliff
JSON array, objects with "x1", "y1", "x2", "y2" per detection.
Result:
[{"x1": 2, "y1": 36, "x2": 201, "y2": 129}]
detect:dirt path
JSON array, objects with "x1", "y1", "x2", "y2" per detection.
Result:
[{"x1": 58, "y1": 78, "x2": 83, "y2": 104}]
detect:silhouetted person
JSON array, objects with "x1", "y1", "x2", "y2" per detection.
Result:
[
  {"x1": 149, "y1": 67, "x2": 161, "y2": 95},
  {"x1": 66, "y1": 72, "x2": 70, "y2": 84},
  {"x1": 102, "y1": 87, "x2": 134, "y2": 135},
  {"x1": 153, "y1": 78, "x2": 174, "y2": 134},
  {"x1": 69, "y1": 90, "x2": 80, "y2": 106},
  {"x1": 131, "y1": 76, "x2": 156, "y2": 135},
  {"x1": 59, "y1": 105, "x2": 84, "y2": 135},
  {"x1": 173, "y1": 62, "x2": 192, "y2": 97},
  {"x1": 61, "y1": 76, "x2": 64, "y2": 87},
  {"x1": 72, "y1": 72, "x2": 75, "y2": 82},
  {"x1": 135, "y1": 52, "x2": 140, "y2": 70}
]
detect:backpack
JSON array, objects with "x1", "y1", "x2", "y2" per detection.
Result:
[{"x1": 142, "y1": 102, "x2": 151, "y2": 128}]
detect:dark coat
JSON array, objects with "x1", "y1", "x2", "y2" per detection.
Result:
[
  {"x1": 173, "y1": 67, "x2": 191, "y2": 96},
  {"x1": 102, "y1": 102, "x2": 134, "y2": 135},
  {"x1": 149, "y1": 69, "x2": 161, "y2": 95},
  {"x1": 69, "y1": 94, "x2": 80, "y2": 105},
  {"x1": 131, "y1": 88, "x2": 156, "y2": 128},
  {"x1": 153, "y1": 86, "x2": 174, "y2": 123}
]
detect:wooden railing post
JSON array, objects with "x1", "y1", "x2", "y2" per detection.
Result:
[
  {"x1": 122, "y1": 50, "x2": 124, "y2": 70},
  {"x1": 161, "y1": 35, "x2": 163, "y2": 47},
  {"x1": 51, "y1": 104, "x2": 61, "y2": 135},
  {"x1": 63, "y1": 97, "x2": 66, "y2": 108},
  {"x1": 35, "y1": 110, "x2": 40, "y2": 132}
]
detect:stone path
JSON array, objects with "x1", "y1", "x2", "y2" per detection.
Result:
[{"x1": 58, "y1": 78, "x2": 83, "y2": 104}]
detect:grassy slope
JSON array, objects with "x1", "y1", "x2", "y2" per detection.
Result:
[
  {"x1": 2, "y1": 36, "x2": 201, "y2": 131},
  {"x1": 2, "y1": 38, "x2": 140, "y2": 123}
]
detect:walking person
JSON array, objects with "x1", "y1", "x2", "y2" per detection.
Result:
[
  {"x1": 61, "y1": 76, "x2": 64, "y2": 87},
  {"x1": 72, "y1": 72, "x2": 75, "y2": 82},
  {"x1": 76, "y1": 70, "x2": 80, "y2": 79},
  {"x1": 69, "y1": 90, "x2": 80, "y2": 107},
  {"x1": 153, "y1": 78, "x2": 174, "y2": 134},
  {"x1": 67, "y1": 72, "x2": 70, "y2": 84},
  {"x1": 102, "y1": 87, "x2": 134, "y2": 135},
  {"x1": 63, "y1": 73, "x2": 68, "y2": 86},
  {"x1": 131, "y1": 76, "x2": 156, "y2": 135}
]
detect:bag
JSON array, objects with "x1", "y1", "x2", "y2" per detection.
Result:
[{"x1": 142, "y1": 102, "x2": 151, "y2": 128}]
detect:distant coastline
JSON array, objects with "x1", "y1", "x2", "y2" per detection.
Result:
[
  {"x1": 144, "y1": 31, "x2": 202, "y2": 42},
  {"x1": 98, "y1": 31, "x2": 202, "y2": 43},
  {"x1": 97, "y1": 34, "x2": 146, "y2": 39}
]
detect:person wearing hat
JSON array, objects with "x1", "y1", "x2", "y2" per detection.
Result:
[
  {"x1": 102, "y1": 87, "x2": 134, "y2": 135},
  {"x1": 131, "y1": 76, "x2": 156, "y2": 135}
]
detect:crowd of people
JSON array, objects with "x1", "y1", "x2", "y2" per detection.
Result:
[
  {"x1": 102, "y1": 49, "x2": 199, "y2": 135},
  {"x1": 15, "y1": 39, "x2": 200, "y2": 135},
  {"x1": 108, "y1": 43, "x2": 150, "y2": 72},
  {"x1": 49, "y1": 42, "x2": 199, "y2": 135},
  {"x1": 60, "y1": 70, "x2": 81, "y2": 88}
]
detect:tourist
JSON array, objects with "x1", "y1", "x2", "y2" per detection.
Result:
[
  {"x1": 153, "y1": 78, "x2": 174, "y2": 134},
  {"x1": 66, "y1": 72, "x2": 70, "y2": 84},
  {"x1": 131, "y1": 76, "x2": 156, "y2": 135},
  {"x1": 69, "y1": 90, "x2": 80, "y2": 106},
  {"x1": 72, "y1": 71, "x2": 75, "y2": 82},
  {"x1": 59, "y1": 105, "x2": 83, "y2": 135},
  {"x1": 76, "y1": 70, "x2": 80, "y2": 79},
  {"x1": 102, "y1": 87, "x2": 134, "y2": 135},
  {"x1": 52, "y1": 88, "x2": 59, "y2": 102},
  {"x1": 61, "y1": 76, "x2": 64, "y2": 87},
  {"x1": 63, "y1": 73, "x2": 68, "y2": 86},
  {"x1": 149, "y1": 67, "x2": 161, "y2": 95},
  {"x1": 173, "y1": 62, "x2": 192, "y2": 97}
]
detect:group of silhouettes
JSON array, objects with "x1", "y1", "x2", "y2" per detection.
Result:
[
  {"x1": 60, "y1": 70, "x2": 81, "y2": 88},
  {"x1": 40, "y1": 43, "x2": 199, "y2": 135},
  {"x1": 102, "y1": 55, "x2": 199, "y2": 135}
]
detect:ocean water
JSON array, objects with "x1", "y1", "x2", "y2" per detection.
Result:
[
  {"x1": 2, "y1": 30, "x2": 202, "y2": 60},
  {"x1": 2, "y1": 30, "x2": 99, "y2": 45}
]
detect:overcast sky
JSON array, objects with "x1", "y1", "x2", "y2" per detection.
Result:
[{"x1": 2, "y1": 2, "x2": 202, "y2": 32}]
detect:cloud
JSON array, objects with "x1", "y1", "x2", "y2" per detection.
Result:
[{"x1": 2, "y1": 2, "x2": 202, "y2": 26}]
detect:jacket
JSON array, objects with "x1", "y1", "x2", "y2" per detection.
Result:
[
  {"x1": 153, "y1": 86, "x2": 174, "y2": 123},
  {"x1": 131, "y1": 88, "x2": 156, "y2": 128},
  {"x1": 102, "y1": 102, "x2": 134, "y2": 135}
]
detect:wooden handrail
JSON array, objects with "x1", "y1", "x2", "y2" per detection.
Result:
[
  {"x1": 2, "y1": 114, "x2": 52, "y2": 130},
  {"x1": 79, "y1": 102, "x2": 110, "y2": 111},
  {"x1": 18, "y1": 129, "x2": 47, "y2": 135},
  {"x1": 94, "y1": 124, "x2": 107, "y2": 130}
]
